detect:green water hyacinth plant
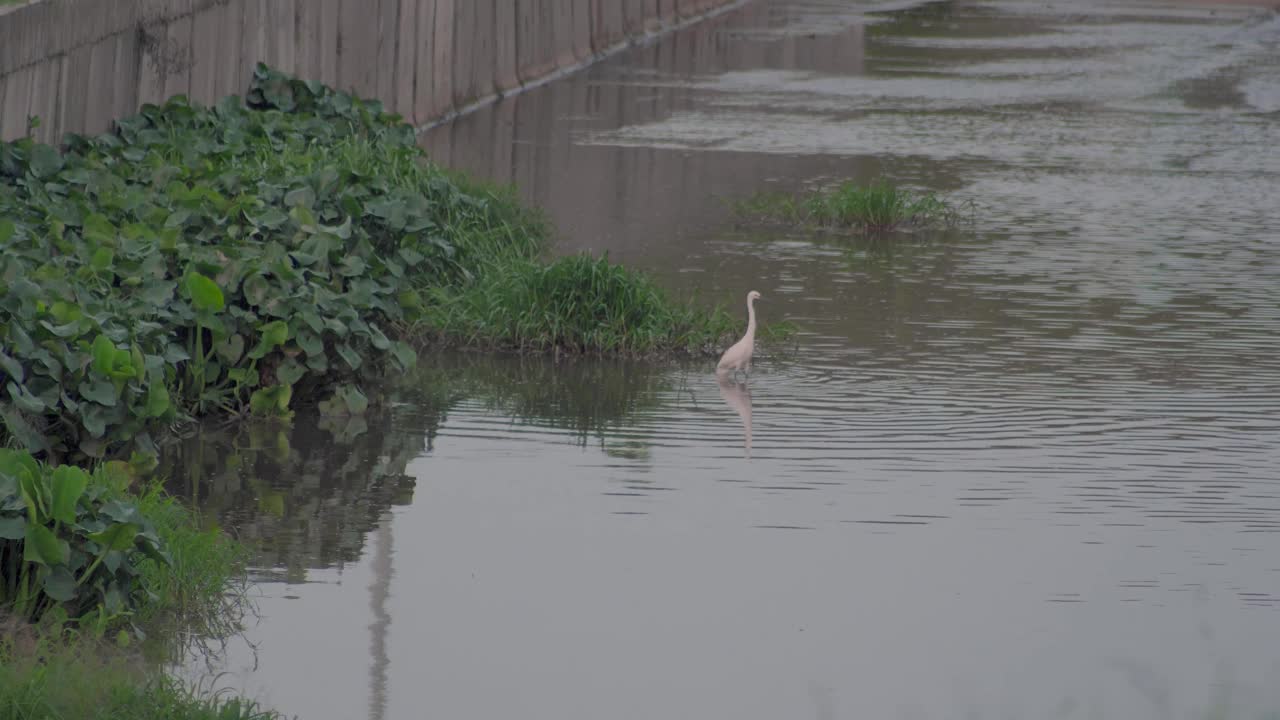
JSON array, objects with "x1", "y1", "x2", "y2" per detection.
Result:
[
  {"x1": 0, "y1": 64, "x2": 544, "y2": 460},
  {"x1": 0, "y1": 449, "x2": 170, "y2": 626}
]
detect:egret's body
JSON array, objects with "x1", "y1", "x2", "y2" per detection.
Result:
[{"x1": 716, "y1": 291, "x2": 761, "y2": 380}]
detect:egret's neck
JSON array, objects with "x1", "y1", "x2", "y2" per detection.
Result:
[{"x1": 745, "y1": 297, "x2": 757, "y2": 339}]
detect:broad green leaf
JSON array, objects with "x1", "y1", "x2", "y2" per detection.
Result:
[
  {"x1": 275, "y1": 358, "x2": 306, "y2": 387},
  {"x1": 89, "y1": 522, "x2": 140, "y2": 552},
  {"x1": 0, "y1": 459, "x2": 20, "y2": 497},
  {"x1": 247, "y1": 320, "x2": 289, "y2": 359},
  {"x1": 80, "y1": 437, "x2": 109, "y2": 459},
  {"x1": 92, "y1": 496, "x2": 135, "y2": 525},
  {"x1": 81, "y1": 405, "x2": 108, "y2": 438},
  {"x1": 138, "y1": 280, "x2": 175, "y2": 306},
  {"x1": 262, "y1": 320, "x2": 289, "y2": 347},
  {"x1": 296, "y1": 331, "x2": 323, "y2": 357},
  {"x1": 6, "y1": 382, "x2": 46, "y2": 413},
  {"x1": 328, "y1": 215, "x2": 352, "y2": 240},
  {"x1": 79, "y1": 380, "x2": 118, "y2": 406},
  {"x1": 367, "y1": 323, "x2": 391, "y2": 350},
  {"x1": 163, "y1": 343, "x2": 191, "y2": 364},
  {"x1": 0, "y1": 410, "x2": 49, "y2": 453},
  {"x1": 100, "y1": 461, "x2": 132, "y2": 492},
  {"x1": 301, "y1": 310, "x2": 324, "y2": 333},
  {"x1": 249, "y1": 384, "x2": 293, "y2": 416},
  {"x1": 242, "y1": 275, "x2": 270, "y2": 306},
  {"x1": 127, "y1": 451, "x2": 158, "y2": 477},
  {"x1": 0, "y1": 218, "x2": 15, "y2": 244},
  {"x1": 130, "y1": 345, "x2": 146, "y2": 382},
  {"x1": 215, "y1": 333, "x2": 245, "y2": 364},
  {"x1": 185, "y1": 272, "x2": 225, "y2": 312},
  {"x1": 165, "y1": 209, "x2": 192, "y2": 228},
  {"x1": 341, "y1": 385, "x2": 368, "y2": 414},
  {"x1": 28, "y1": 144, "x2": 64, "y2": 179},
  {"x1": 248, "y1": 207, "x2": 289, "y2": 229},
  {"x1": 91, "y1": 335, "x2": 117, "y2": 375},
  {"x1": 50, "y1": 301, "x2": 83, "y2": 324},
  {"x1": 49, "y1": 465, "x2": 88, "y2": 524},
  {"x1": 284, "y1": 186, "x2": 316, "y2": 209},
  {"x1": 390, "y1": 341, "x2": 416, "y2": 371},
  {"x1": 25, "y1": 523, "x2": 70, "y2": 566},
  {"x1": 203, "y1": 358, "x2": 222, "y2": 383},
  {"x1": 397, "y1": 289, "x2": 423, "y2": 311},
  {"x1": 42, "y1": 566, "x2": 77, "y2": 602},
  {"x1": 41, "y1": 319, "x2": 84, "y2": 339},
  {"x1": 275, "y1": 384, "x2": 294, "y2": 412},
  {"x1": 90, "y1": 247, "x2": 114, "y2": 270},
  {"x1": 337, "y1": 256, "x2": 367, "y2": 277},
  {"x1": 291, "y1": 205, "x2": 319, "y2": 232},
  {"x1": 0, "y1": 449, "x2": 40, "y2": 484},
  {"x1": 144, "y1": 382, "x2": 170, "y2": 418},
  {"x1": 82, "y1": 213, "x2": 116, "y2": 244},
  {"x1": 249, "y1": 387, "x2": 275, "y2": 415},
  {"x1": 335, "y1": 343, "x2": 361, "y2": 370},
  {"x1": 103, "y1": 584, "x2": 125, "y2": 615},
  {"x1": 0, "y1": 351, "x2": 24, "y2": 383},
  {"x1": 106, "y1": 349, "x2": 135, "y2": 380}
]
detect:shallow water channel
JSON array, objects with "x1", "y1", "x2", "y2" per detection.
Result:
[{"x1": 176, "y1": 1, "x2": 1280, "y2": 717}]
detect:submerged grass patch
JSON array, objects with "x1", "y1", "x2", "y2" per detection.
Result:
[
  {"x1": 0, "y1": 636, "x2": 277, "y2": 720},
  {"x1": 418, "y1": 254, "x2": 740, "y2": 356},
  {"x1": 736, "y1": 179, "x2": 964, "y2": 233},
  {"x1": 132, "y1": 487, "x2": 249, "y2": 641}
]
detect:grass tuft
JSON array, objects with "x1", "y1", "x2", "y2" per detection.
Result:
[
  {"x1": 132, "y1": 486, "x2": 251, "y2": 644},
  {"x1": 735, "y1": 179, "x2": 964, "y2": 233},
  {"x1": 414, "y1": 253, "x2": 743, "y2": 357}
]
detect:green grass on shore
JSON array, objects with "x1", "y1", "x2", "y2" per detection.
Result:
[{"x1": 0, "y1": 635, "x2": 278, "y2": 720}]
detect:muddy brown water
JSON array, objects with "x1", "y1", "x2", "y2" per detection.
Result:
[{"x1": 175, "y1": 1, "x2": 1280, "y2": 718}]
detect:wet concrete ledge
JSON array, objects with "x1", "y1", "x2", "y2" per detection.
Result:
[{"x1": 0, "y1": 0, "x2": 747, "y2": 144}]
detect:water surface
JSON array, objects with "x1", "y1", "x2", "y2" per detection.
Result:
[{"x1": 178, "y1": 1, "x2": 1280, "y2": 718}]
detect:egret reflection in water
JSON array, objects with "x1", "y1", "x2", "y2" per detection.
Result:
[{"x1": 717, "y1": 372, "x2": 753, "y2": 458}]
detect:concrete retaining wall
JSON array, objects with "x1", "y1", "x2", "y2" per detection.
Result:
[
  {"x1": 419, "y1": 1, "x2": 868, "y2": 258},
  {"x1": 0, "y1": 0, "x2": 743, "y2": 144}
]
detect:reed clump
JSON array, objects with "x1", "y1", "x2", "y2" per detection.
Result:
[
  {"x1": 417, "y1": 253, "x2": 741, "y2": 357},
  {"x1": 737, "y1": 179, "x2": 962, "y2": 233}
]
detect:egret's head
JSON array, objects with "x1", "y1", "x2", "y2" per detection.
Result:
[{"x1": 748, "y1": 290, "x2": 762, "y2": 302}]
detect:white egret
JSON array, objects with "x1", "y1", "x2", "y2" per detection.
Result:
[{"x1": 716, "y1": 290, "x2": 761, "y2": 380}]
